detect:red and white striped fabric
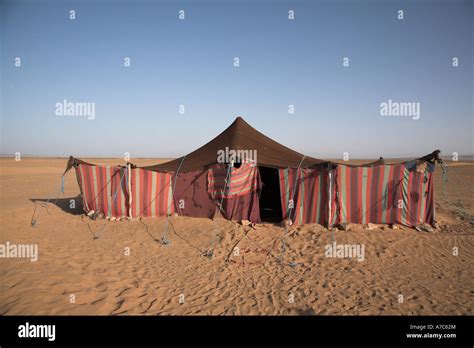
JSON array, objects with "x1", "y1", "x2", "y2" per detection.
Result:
[
  {"x1": 130, "y1": 168, "x2": 174, "y2": 217},
  {"x1": 207, "y1": 162, "x2": 259, "y2": 200},
  {"x1": 334, "y1": 163, "x2": 434, "y2": 227},
  {"x1": 278, "y1": 163, "x2": 435, "y2": 227},
  {"x1": 279, "y1": 167, "x2": 333, "y2": 225},
  {"x1": 75, "y1": 164, "x2": 129, "y2": 217},
  {"x1": 75, "y1": 164, "x2": 174, "y2": 218}
]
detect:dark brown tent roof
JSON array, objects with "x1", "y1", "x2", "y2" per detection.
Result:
[
  {"x1": 143, "y1": 117, "x2": 327, "y2": 172},
  {"x1": 64, "y1": 116, "x2": 441, "y2": 174}
]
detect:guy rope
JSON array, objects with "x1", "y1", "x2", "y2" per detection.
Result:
[{"x1": 31, "y1": 168, "x2": 71, "y2": 228}]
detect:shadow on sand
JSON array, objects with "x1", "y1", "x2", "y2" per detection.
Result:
[{"x1": 30, "y1": 196, "x2": 83, "y2": 215}]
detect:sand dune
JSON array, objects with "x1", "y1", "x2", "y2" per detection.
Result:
[{"x1": 0, "y1": 158, "x2": 472, "y2": 315}]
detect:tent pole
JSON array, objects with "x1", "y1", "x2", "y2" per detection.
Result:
[
  {"x1": 128, "y1": 163, "x2": 132, "y2": 218},
  {"x1": 328, "y1": 169, "x2": 333, "y2": 228}
]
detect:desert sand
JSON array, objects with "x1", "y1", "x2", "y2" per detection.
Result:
[{"x1": 0, "y1": 158, "x2": 472, "y2": 315}]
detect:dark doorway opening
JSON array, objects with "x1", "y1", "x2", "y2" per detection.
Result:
[{"x1": 259, "y1": 166, "x2": 283, "y2": 222}]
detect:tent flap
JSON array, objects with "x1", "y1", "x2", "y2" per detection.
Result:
[{"x1": 208, "y1": 162, "x2": 262, "y2": 222}]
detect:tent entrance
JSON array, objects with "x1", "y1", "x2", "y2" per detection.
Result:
[{"x1": 259, "y1": 166, "x2": 283, "y2": 222}]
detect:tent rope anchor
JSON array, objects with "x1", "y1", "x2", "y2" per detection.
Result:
[{"x1": 31, "y1": 172, "x2": 69, "y2": 228}]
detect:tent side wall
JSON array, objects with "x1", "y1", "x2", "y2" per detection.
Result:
[
  {"x1": 74, "y1": 163, "x2": 129, "y2": 217},
  {"x1": 74, "y1": 163, "x2": 174, "y2": 218},
  {"x1": 170, "y1": 166, "x2": 262, "y2": 222},
  {"x1": 278, "y1": 162, "x2": 435, "y2": 227},
  {"x1": 278, "y1": 167, "x2": 334, "y2": 225},
  {"x1": 172, "y1": 170, "x2": 216, "y2": 219},
  {"x1": 73, "y1": 161, "x2": 262, "y2": 222},
  {"x1": 71, "y1": 157, "x2": 435, "y2": 227},
  {"x1": 334, "y1": 163, "x2": 435, "y2": 227},
  {"x1": 130, "y1": 168, "x2": 174, "y2": 217}
]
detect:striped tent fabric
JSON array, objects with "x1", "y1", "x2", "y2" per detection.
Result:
[
  {"x1": 130, "y1": 168, "x2": 174, "y2": 217},
  {"x1": 207, "y1": 162, "x2": 261, "y2": 221},
  {"x1": 75, "y1": 164, "x2": 129, "y2": 217},
  {"x1": 278, "y1": 167, "x2": 333, "y2": 225},
  {"x1": 71, "y1": 156, "x2": 435, "y2": 226},
  {"x1": 74, "y1": 164, "x2": 174, "y2": 218},
  {"x1": 207, "y1": 162, "x2": 259, "y2": 199},
  {"x1": 328, "y1": 169, "x2": 338, "y2": 226},
  {"x1": 334, "y1": 162, "x2": 435, "y2": 227}
]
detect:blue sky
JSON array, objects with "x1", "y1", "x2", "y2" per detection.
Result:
[{"x1": 1, "y1": 0, "x2": 472, "y2": 159}]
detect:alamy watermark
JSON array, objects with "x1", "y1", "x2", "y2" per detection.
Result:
[
  {"x1": 217, "y1": 147, "x2": 257, "y2": 166},
  {"x1": 55, "y1": 99, "x2": 95, "y2": 120},
  {"x1": 0, "y1": 241, "x2": 38, "y2": 262},
  {"x1": 324, "y1": 242, "x2": 365, "y2": 262},
  {"x1": 380, "y1": 99, "x2": 420, "y2": 120},
  {"x1": 18, "y1": 322, "x2": 55, "y2": 341}
]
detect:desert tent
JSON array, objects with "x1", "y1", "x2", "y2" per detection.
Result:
[{"x1": 65, "y1": 117, "x2": 441, "y2": 228}]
